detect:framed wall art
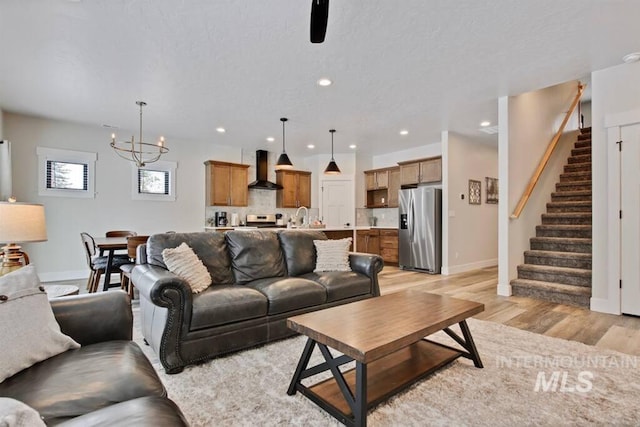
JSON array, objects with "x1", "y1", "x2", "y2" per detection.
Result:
[
  {"x1": 468, "y1": 179, "x2": 481, "y2": 205},
  {"x1": 485, "y1": 177, "x2": 498, "y2": 204}
]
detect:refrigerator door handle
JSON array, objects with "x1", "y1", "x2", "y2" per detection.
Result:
[{"x1": 409, "y1": 196, "x2": 415, "y2": 242}]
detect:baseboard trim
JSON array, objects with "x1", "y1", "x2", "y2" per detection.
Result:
[{"x1": 444, "y1": 258, "x2": 498, "y2": 276}]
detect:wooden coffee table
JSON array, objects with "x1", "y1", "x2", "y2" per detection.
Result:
[{"x1": 286, "y1": 290, "x2": 484, "y2": 427}]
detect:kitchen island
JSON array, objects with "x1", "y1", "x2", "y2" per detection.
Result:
[{"x1": 203, "y1": 226, "x2": 398, "y2": 265}]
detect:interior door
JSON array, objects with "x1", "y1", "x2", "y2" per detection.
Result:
[
  {"x1": 621, "y1": 123, "x2": 640, "y2": 315},
  {"x1": 321, "y1": 179, "x2": 354, "y2": 227}
]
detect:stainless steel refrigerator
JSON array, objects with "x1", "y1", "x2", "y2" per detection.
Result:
[{"x1": 398, "y1": 187, "x2": 442, "y2": 273}]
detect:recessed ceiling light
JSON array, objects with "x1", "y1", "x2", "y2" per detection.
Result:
[
  {"x1": 317, "y1": 78, "x2": 332, "y2": 87},
  {"x1": 266, "y1": 137, "x2": 275, "y2": 142},
  {"x1": 216, "y1": 127, "x2": 226, "y2": 133},
  {"x1": 399, "y1": 130, "x2": 409, "y2": 136},
  {"x1": 622, "y1": 52, "x2": 640, "y2": 63},
  {"x1": 480, "y1": 121, "x2": 491, "y2": 127},
  {"x1": 307, "y1": 144, "x2": 315, "y2": 149},
  {"x1": 349, "y1": 144, "x2": 357, "y2": 149}
]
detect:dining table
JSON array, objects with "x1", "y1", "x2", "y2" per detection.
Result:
[{"x1": 94, "y1": 237, "x2": 128, "y2": 292}]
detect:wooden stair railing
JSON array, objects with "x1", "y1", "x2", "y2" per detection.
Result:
[{"x1": 510, "y1": 83, "x2": 585, "y2": 219}]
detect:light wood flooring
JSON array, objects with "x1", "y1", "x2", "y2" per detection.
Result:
[
  {"x1": 379, "y1": 266, "x2": 640, "y2": 356},
  {"x1": 55, "y1": 266, "x2": 640, "y2": 356}
]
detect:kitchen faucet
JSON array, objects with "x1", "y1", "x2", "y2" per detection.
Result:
[{"x1": 295, "y1": 206, "x2": 308, "y2": 228}]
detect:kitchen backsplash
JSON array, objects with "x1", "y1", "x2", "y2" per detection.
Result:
[{"x1": 356, "y1": 207, "x2": 398, "y2": 228}]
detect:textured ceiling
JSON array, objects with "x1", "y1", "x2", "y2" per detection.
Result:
[{"x1": 1, "y1": 1, "x2": 639, "y2": 156}]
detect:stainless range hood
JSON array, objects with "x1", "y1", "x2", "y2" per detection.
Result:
[{"x1": 248, "y1": 150, "x2": 282, "y2": 190}]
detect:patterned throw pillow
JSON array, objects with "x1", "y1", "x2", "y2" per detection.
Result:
[
  {"x1": 0, "y1": 265, "x2": 80, "y2": 383},
  {"x1": 162, "y1": 242, "x2": 212, "y2": 293},
  {"x1": 313, "y1": 238, "x2": 352, "y2": 272}
]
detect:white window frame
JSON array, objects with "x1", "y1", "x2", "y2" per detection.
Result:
[
  {"x1": 37, "y1": 147, "x2": 96, "y2": 198},
  {"x1": 131, "y1": 160, "x2": 177, "y2": 201}
]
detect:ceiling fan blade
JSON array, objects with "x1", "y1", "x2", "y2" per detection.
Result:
[{"x1": 310, "y1": 0, "x2": 329, "y2": 43}]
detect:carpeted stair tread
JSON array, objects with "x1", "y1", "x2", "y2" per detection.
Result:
[
  {"x1": 551, "y1": 189, "x2": 591, "y2": 201},
  {"x1": 560, "y1": 171, "x2": 591, "y2": 182},
  {"x1": 524, "y1": 250, "x2": 592, "y2": 269},
  {"x1": 536, "y1": 224, "x2": 591, "y2": 238},
  {"x1": 546, "y1": 201, "x2": 592, "y2": 213},
  {"x1": 568, "y1": 154, "x2": 591, "y2": 164},
  {"x1": 511, "y1": 279, "x2": 591, "y2": 307},
  {"x1": 571, "y1": 147, "x2": 591, "y2": 156},
  {"x1": 530, "y1": 236, "x2": 591, "y2": 253},
  {"x1": 517, "y1": 264, "x2": 591, "y2": 287},
  {"x1": 564, "y1": 163, "x2": 591, "y2": 173},
  {"x1": 555, "y1": 181, "x2": 592, "y2": 192},
  {"x1": 577, "y1": 132, "x2": 592, "y2": 140},
  {"x1": 574, "y1": 140, "x2": 591, "y2": 149},
  {"x1": 541, "y1": 212, "x2": 592, "y2": 225}
]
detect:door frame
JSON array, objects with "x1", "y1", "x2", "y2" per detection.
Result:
[{"x1": 604, "y1": 109, "x2": 640, "y2": 314}]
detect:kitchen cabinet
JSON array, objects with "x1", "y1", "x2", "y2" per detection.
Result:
[
  {"x1": 364, "y1": 166, "x2": 400, "y2": 208},
  {"x1": 276, "y1": 170, "x2": 311, "y2": 208},
  {"x1": 204, "y1": 160, "x2": 249, "y2": 206},
  {"x1": 323, "y1": 230, "x2": 354, "y2": 251},
  {"x1": 379, "y1": 228, "x2": 398, "y2": 265},
  {"x1": 356, "y1": 229, "x2": 380, "y2": 255},
  {"x1": 365, "y1": 169, "x2": 389, "y2": 190},
  {"x1": 398, "y1": 156, "x2": 442, "y2": 186}
]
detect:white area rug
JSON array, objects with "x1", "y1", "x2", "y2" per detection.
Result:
[{"x1": 134, "y1": 319, "x2": 640, "y2": 426}]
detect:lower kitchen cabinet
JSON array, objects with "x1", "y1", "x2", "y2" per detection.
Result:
[
  {"x1": 356, "y1": 228, "x2": 398, "y2": 264},
  {"x1": 323, "y1": 230, "x2": 354, "y2": 250},
  {"x1": 379, "y1": 228, "x2": 398, "y2": 265},
  {"x1": 356, "y1": 229, "x2": 380, "y2": 255}
]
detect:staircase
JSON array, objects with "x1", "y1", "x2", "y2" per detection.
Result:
[{"x1": 511, "y1": 127, "x2": 592, "y2": 307}]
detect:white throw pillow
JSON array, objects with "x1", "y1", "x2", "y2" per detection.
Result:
[
  {"x1": 313, "y1": 238, "x2": 352, "y2": 272},
  {"x1": 0, "y1": 265, "x2": 80, "y2": 383},
  {"x1": 162, "y1": 242, "x2": 212, "y2": 293},
  {"x1": 0, "y1": 398, "x2": 46, "y2": 426}
]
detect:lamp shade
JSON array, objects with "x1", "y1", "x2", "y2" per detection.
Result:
[
  {"x1": 276, "y1": 152, "x2": 293, "y2": 169},
  {"x1": 324, "y1": 160, "x2": 341, "y2": 174},
  {"x1": 0, "y1": 202, "x2": 47, "y2": 243}
]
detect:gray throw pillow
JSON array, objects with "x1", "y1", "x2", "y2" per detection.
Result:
[
  {"x1": 0, "y1": 265, "x2": 80, "y2": 383},
  {"x1": 0, "y1": 398, "x2": 46, "y2": 426}
]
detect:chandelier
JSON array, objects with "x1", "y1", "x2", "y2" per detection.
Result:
[{"x1": 110, "y1": 101, "x2": 169, "y2": 167}]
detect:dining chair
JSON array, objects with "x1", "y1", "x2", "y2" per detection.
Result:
[
  {"x1": 105, "y1": 230, "x2": 137, "y2": 237},
  {"x1": 120, "y1": 235, "x2": 150, "y2": 298},
  {"x1": 80, "y1": 232, "x2": 131, "y2": 293}
]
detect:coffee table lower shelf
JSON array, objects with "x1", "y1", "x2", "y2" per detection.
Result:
[{"x1": 290, "y1": 339, "x2": 462, "y2": 425}]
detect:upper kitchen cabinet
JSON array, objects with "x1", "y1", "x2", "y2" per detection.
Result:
[
  {"x1": 398, "y1": 156, "x2": 442, "y2": 186},
  {"x1": 364, "y1": 166, "x2": 400, "y2": 208},
  {"x1": 276, "y1": 170, "x2": 311, "y2": 208},
  {"x1": 204, "y1": 160, "x2": 250, "y2": 206}
]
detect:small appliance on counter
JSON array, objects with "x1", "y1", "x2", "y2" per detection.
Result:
[
  {"x1": 214, "y1": 211, "x2": 228, "y2": 227},
  {"x1": 275, "y1": 213, "x2": 285, "y2": 226},
  {"x1": 230, "y1": 213, "x2": 239, "y2": 227}
]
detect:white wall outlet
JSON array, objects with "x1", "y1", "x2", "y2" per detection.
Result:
[{"x1": 449, "y1": 210, "x2": 456, "y2": 217}]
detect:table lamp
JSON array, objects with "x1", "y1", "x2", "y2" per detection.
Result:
[{"x1": 0, "y1": 201, "x2": 48, "y2": 276}]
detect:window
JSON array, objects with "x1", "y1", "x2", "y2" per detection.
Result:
[
  {"x1": 131, "y1": 160, "x2": 177, "y2": 201},
  {"x1": 37, "y1": 147, "x2": 96, "y2": 198},
  {"x1": 46, "y1": 161, "x2": 88, "y2": 191}
]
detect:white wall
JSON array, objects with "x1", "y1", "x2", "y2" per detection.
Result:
[
  {"x1": 591, "y1": 60, "x2": 640, "y2": 313},
  {"x1": 498, "y1": 81, "x2": 580, "y2": 295},
  {"x1": 443, "y1": 131, "x2": 498, "y2": 274},
  {"x1": 5, "y1": 112, "x2": 238, "y2": 280}
]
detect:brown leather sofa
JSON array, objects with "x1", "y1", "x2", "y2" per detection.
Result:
[
  {"x1": 0, "y1": 291, "x2": 188, "y2": 426},
  {"x1": 133, "y1": 229, "x2": 384, "y2": 374}
]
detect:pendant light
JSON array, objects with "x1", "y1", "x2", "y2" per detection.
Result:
[
  {"x1": 324, "y1": 129, "x2": 341, "y2": 174},
  {"x1": 276, "y1": 117, "x2": 293, "y2": 169}
]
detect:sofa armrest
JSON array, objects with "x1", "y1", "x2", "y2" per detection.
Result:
[
  {"x1": 349, "y1": 252, "x2": 384, "y2": 297},
  {"x1": 50, "y1": 291, "x2": 132, "y2": 345},
  {"x1": 132, "y1": 264, "x2": 193, "y2": 311}
]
